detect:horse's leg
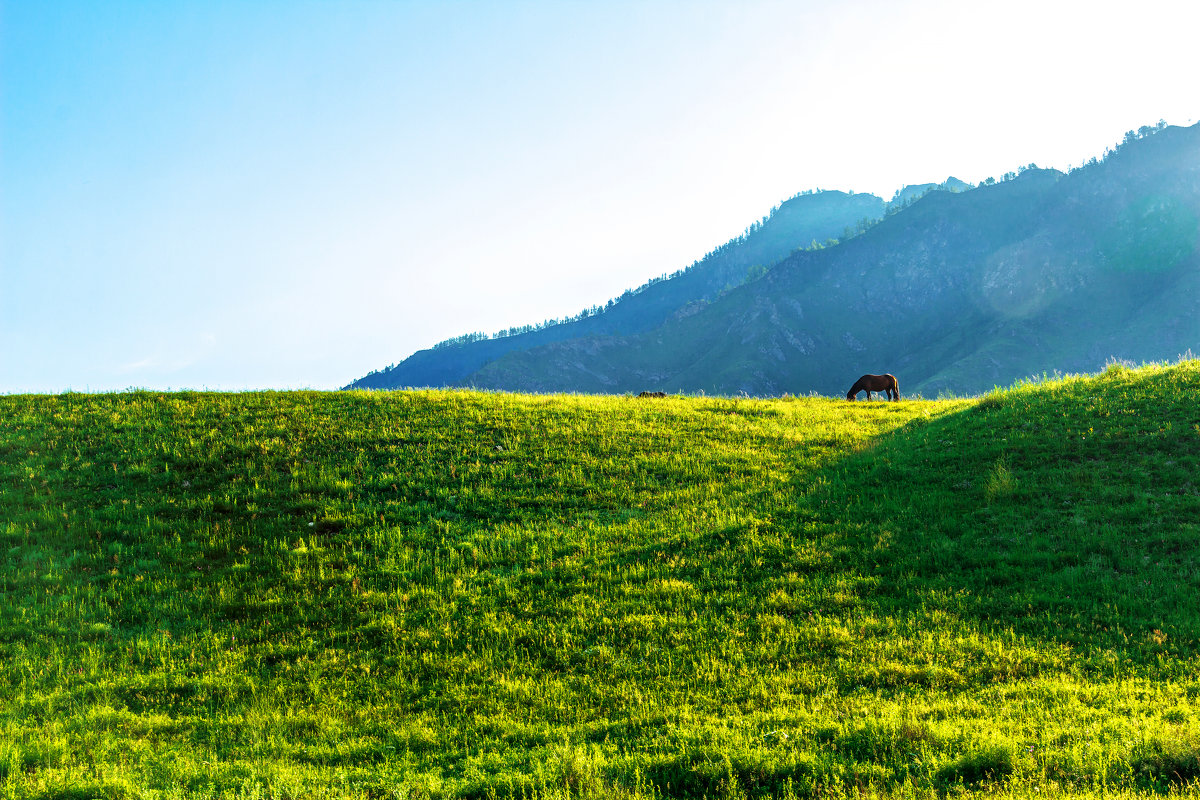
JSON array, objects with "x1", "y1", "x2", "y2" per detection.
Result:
[{"x1": 866, "y1": 390, "x2": 873, "y2": 400}]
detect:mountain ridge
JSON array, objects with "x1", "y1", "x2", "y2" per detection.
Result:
[
  {"x1": 347, "y1": 188, "x2": 891, "y2": 389},
  {"x1": 350, "y1": 122, "x2": 1200, "y2": 396}
]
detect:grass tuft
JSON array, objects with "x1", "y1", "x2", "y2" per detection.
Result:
[
  {"x1": 983, "y1": 456, "x2": 1018, "y2": 502},
  {"x1": 936, "y1": 741, "x2": 1018, "y2": 788}
]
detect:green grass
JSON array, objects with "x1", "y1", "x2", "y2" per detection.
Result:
[{"x1": 2, "y1": 361, "x2": 1199, "y2": 798}]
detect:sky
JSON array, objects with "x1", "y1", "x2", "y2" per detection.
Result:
[{"x1": 2, "y1": 0, "x2": 1197, "y2": 393}]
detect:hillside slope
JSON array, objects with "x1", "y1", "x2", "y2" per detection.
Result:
[
  {"x1": 3, "y1": 361, "x2": 1200, "y2": 798},
  {"x1": 347, "y1": 190, "x2": 886, "y2": 389},
  {"x1": 465, "y1": 123, "x2": 1200, "y2": 397}
]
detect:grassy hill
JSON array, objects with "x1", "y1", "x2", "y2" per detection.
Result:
[{"x1": 2, "y1": 361, "x2": 1200, "y2": 798}]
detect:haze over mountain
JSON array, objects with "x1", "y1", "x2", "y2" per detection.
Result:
[
  {"x1": 348, "y1": 123, "x2": 1200, "y2": 397},
  {"x1": 349, "y1": 188, "x2": 890, "y2": 390}
]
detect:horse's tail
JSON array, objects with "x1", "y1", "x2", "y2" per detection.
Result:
[{"x1": 890, "y1": 374, "x2": 900, "y2": 400}]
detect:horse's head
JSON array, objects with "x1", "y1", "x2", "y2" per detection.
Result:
[{"x1": 846, "y1": 391, "x2": 856, "y2": 401}]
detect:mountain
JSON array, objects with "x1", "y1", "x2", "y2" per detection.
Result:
[
  {"x1": 346, "y1": 189, "x2": 886, "y2": 389},
  {"x1": 888, "y1": 176, "x2": 973, "y2": 208},
  {"x1": 351, "y1": 123, "x2": 1200, "y2": 397}
]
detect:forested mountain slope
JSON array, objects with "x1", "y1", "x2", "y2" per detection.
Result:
[
  {"x1": 463, "y1": 123, "x2": 1200, "y2": 397},
  {"x1": 347, "y1": 190, "x2": 886, "y2": 389}
]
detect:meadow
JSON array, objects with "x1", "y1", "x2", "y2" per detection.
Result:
[{"x1": 1, "y1": 361, "x2": 1199, "y2": 799}]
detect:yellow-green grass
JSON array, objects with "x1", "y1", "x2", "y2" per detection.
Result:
[{"x1": 1, "y1": 361, "x2": 1199, "y2": 798}]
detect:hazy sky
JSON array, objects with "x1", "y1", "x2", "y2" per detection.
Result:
[{"x1": 2, "y1": 0, "x2": 1197, "y2": 392}]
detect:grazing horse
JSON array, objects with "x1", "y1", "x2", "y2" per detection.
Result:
[
  {"x1": 846, "y1": 374, "x2": 899, "y2": 401},
  {"x1": 637, "y1": 391, "x2": 667, "y2": 398}
]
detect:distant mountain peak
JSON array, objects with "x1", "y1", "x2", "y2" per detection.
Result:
[{"x1": 888, "y1": 177, "x2": 973, "y2": 208}]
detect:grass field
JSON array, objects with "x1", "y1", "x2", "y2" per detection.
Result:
[{"x1": 2, "y1": 361, "x2": 1199, "y2": 799}]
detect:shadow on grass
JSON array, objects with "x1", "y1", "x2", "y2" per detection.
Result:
[{"x1": 796, "y1": 363, "x2": 1200, "y2": 664}]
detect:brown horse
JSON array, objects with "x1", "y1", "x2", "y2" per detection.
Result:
[{"x1": 846, "y1": 373, "x2": 899, "y2": 401}]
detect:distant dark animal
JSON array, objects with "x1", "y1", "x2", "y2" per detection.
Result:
[
  {"x1": 846, "y1": 374, "x2": 899, "y2": 401},
  {"x1": 637, "y1": 391, "x2": 667, "y2": 398}
]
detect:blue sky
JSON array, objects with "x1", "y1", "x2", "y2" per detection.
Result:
[{"x1": 2, "y1": 0, "x2": 1197, "y2": 392}]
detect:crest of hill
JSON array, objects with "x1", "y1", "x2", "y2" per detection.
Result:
[{"x1": 461, "y1": 122, "x2": 1200, "y2": 397}]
